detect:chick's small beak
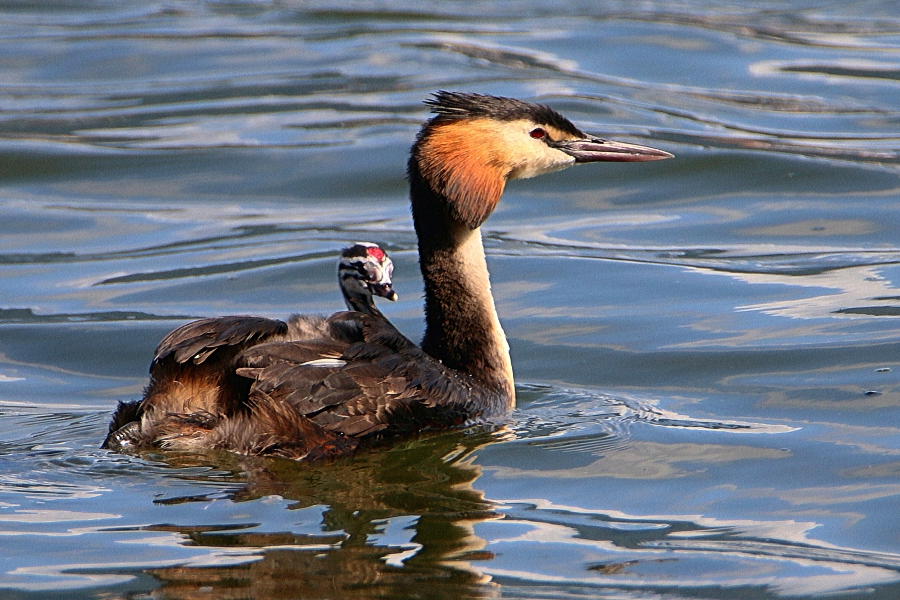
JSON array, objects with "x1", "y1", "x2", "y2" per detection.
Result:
[
  {"x1": 371, "y1": 283, "x2": 398, "y2": 302},
  {"x1": 554, "y1": 137, "x2": 673, "y2": 163}
]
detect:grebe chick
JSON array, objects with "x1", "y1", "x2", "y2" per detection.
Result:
[
  {"x1": 102, "y1": 242, "x2": 398, "y2": 454},
  {"x1": 104, "y1": 92, "x2": 672, "y2": 460},
  {"x1": 338, "y1": 242, "x2": 397, "y2": 315}
]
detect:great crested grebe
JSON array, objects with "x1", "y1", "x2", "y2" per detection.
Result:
[{"x1": 103, "y1": 92, "x2": 672, "y2": 460}]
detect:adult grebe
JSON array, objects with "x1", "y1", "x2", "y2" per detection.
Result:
[{"x1": 103, "y1": 92, "x2": 672, "y2": 460}]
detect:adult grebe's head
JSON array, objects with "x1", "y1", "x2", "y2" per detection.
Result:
[{"x1": 410, "y1": 91, "x2": 672, "y2": 229}]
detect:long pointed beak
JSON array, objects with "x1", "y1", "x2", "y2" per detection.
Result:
[{"x1": 553, "y1": 137, "x2": 673, "y2": 163}]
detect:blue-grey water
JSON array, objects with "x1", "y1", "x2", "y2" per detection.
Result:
[{"x1": 2, "y1": 2, "x2": 900, "y2": 598}]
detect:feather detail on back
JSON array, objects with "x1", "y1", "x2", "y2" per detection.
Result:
[
  {"x1": 104, "y1": 310, "x2": 502, "y2": 458},
  {"x1": 234, "y1": 314, "x2": 502, "y2": 441},
  {"x1": 155, "y1": 316, "x2": 288, "y2": 364}
]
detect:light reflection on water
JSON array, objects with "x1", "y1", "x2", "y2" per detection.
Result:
[
  {"x1": 2, "y1": 1, "x2": 900, "y2": 598},
  {"x1": 475, "y1": 502, "x2": 900, "y2": 597}
]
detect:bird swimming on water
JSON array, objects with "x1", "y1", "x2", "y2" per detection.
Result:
[
  {"x1": 103, "y1": 91, "x2": 672, "y2": 460},
  {"x1": 103, "y1": 242, "x2": 399, "y2": 455}
]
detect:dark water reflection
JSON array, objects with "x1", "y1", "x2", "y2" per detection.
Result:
[
  {"x1": 3, "y1": 1, "x2": 900, "y2": 598},
  {"x1": 121, "y1": 432, "x2": 500, "y2": 600}
]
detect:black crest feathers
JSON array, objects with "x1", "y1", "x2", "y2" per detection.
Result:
[{"x1": 425, "y1": 91, "x2": 584, "y2": 137}]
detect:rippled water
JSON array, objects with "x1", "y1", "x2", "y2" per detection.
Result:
[{"x1": 2, "y1": 1, "x2": 900, "y2": 598}]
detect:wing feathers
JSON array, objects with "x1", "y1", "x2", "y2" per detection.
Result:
[
  {"x1": 235, "y1": 316, "x2": 495, "y2": 439},
  {"x1": 120, "y1": 310, "x2": 501, "y2": 460},
  {"x1": 155, "y1": 316, "x2": 289, "y2": 365}
]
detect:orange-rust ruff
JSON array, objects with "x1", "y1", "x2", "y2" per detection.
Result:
[{"x1": 103, "y1": 93, "x2": 672, "y2": 461}]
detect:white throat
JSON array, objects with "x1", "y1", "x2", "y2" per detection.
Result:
[{"x1": 457, "y1": 228, "x2": 515, "y2": 405}]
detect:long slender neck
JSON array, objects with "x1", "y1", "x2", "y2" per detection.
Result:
[{"x1": 409, "y1": 162, "x2": 515, "y2": 407}]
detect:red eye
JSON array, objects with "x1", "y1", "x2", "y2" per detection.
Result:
[{"x1": 529, "y1": 128, "x2": 547, "y2": 139}]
